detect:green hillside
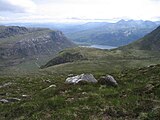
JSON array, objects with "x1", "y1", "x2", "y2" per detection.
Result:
[
  {"x1": 1, "y1": 63, "x2": 160, "y2": 119},
  {"x1": 41, "y1": 47, "x2": 160, "y2": 75},
  {"x1": 121, "y1": 26, "x2": 160, "y2": 51}
]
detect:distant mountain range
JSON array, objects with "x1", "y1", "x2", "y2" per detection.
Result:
[
  {"x1": 2, "y1": 19, "x2": 160, "y2": 47},
  {"x1": 63, "y1": 20, "x2": 160, "y2": 46}
]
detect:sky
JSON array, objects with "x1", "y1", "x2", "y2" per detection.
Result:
[{"x1": 0, "y1": 0, "x2": 160, "y2": 23}]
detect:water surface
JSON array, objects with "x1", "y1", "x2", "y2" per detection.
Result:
[{"x1": 82, "y1": 44, "x2": 117, "y2": 50}]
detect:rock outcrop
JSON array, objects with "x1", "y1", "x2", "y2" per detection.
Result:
[
  {"x1": 0, "y1": 26, "x2": 29, "y2": 38},
  {"x1": 65, "y1": 74, "x2": 97, "y2": 84},
  {"x1": 98, "y1": 75, "x2": 118, "y2": 87}
]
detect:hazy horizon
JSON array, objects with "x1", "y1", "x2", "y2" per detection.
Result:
[{"x1": 0, "y1": 0, "x2": 160, "y2": 23}]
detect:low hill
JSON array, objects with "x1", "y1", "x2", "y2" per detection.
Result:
[
  {"x1": 41, "y1": 51, "x2": 87, "y2": 69},
  {"x1": 40, "y1": 47, "x2": 160, "y2": 75}
]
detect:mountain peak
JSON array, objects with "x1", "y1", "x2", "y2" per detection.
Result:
[{"x1": 117, "y1": 19, "x2": 126, "y2": 24}]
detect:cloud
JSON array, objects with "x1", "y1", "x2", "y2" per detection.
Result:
[
  {"x1": 34, "y1": 0, "x2": 160, "y2": 20},
  {"x1": 0, "y1": 16, "x2": 8, "y2": 20},
  {"x1": 150, "y1": 0, "x2": 160, "y2": 1},
  {"x1": 0, "y1": 0, "x2": 160, "y2": 23},
  {"x1": 0, "y1": 0, "x2": 36, "y2": 13}
]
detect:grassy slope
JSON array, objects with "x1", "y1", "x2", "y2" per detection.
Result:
[
  {"x1": 0, "y1": 63, "x2": 160, "y2": 119},
  {"x1": 2, "y1": 45, "x2": 160, "y2": 75},
  {"x1": 41, "y1": 47, "x2": 160, "y2": 75}
]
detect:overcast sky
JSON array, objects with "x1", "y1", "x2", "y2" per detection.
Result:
[{"x1": 0, "y1": 0, "x2": 160, "y2": 23}]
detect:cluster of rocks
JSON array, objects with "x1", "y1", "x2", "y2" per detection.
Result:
[
  {"x1": 65, "y1": 74, "x2": 118, "y2": 87},
  {"x1": 0, "y1": 82, "x2": 27, "y2": 104}
]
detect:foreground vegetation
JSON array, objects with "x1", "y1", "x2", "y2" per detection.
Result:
[{"x1": 0, "y1": 63, "x2": 160, "y2": 119}]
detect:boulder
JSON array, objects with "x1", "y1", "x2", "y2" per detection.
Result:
[
  {"x1": 65, "y1": 74, "x2": 97, "y2": 84},
  {"x1": 0, "y1": 99, "x2": 9, "y2": 103},
  {"x1": 7, "y1": 98, "x2": 21, "y2": 102},
  {"x1": 0, "y1": 98, "x2": 21, "y2": 103},
  {"x1": 98, "y1": 75, "x2": 118, "y2": 87},
  {"x1": 43, "y1": 84, "x2": 57, "y2": 91}
]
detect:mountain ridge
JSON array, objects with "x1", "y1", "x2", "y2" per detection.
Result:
[
  {"x1": 0, "y1": 26, "x2": 75, "y2": 59},
  {"x1": 121, "y1": 26, "x2": 160, "y2": 51},
  {"x1": 64, "y1": 20, "x2": 160, "y2": 46},
  {"x1": 0, "y1": 26, "x2": 76, "y2": 71}
]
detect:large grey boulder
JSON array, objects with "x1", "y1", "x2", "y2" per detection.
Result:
[
  {"x1": 65, "y1": 74, "x2": 97, "y2": 84},
  {"x1": 98, "y1": 75, "x2": 118, "y2": 87}
]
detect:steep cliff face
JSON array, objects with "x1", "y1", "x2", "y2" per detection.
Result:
[{"x1": 0, "y1": 26, "x2": 75, "y2": 59}]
